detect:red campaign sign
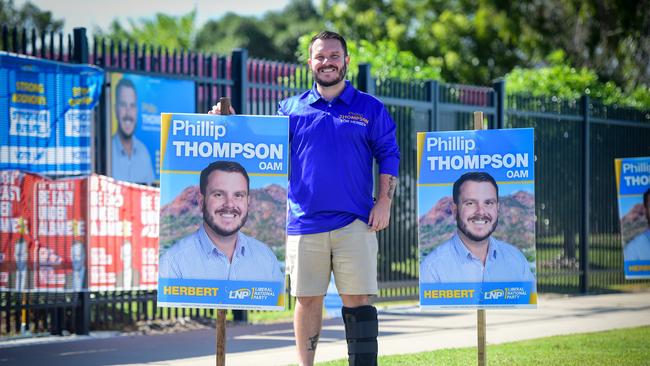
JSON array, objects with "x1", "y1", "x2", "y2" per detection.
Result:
[
  {"x1": 0, "y1": 171, "x2": 41, "y2": 291},
  {"x1": 88, "y1": 175, "x2": 159, "y2": 291},
  {"x1": 33, "y1": 177, "x2": 87, "y2": 291}
]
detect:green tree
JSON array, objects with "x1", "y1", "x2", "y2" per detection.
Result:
[
  {"x1": 506, "y1": 51, "x2": 650, "y2": 108},
  {"x1": 196, "y1": 0, "x2": 323, "y2": 61},
  {"x1": 297, "y1": 35, "x2": 441, "y2": 81},
  {"x1": 320, "y1": 0, "x2": 525, "y2": 85},
  {"x1": 0, "y1": 0, "x2": 63, "y2": 33},
  {"x1": 194, "y1": 13, "x2": 276, "y2": 57},
  {"x1": 319, "y1": 0, "x2": 649, "y2": 97},
  {"x1": 94, "y1": 10, "x2": 196, "y2": 50}
]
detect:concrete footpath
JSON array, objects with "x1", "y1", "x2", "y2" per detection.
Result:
[{"x1": 1, "y1": 292, "x2": 649, "y2": 366}]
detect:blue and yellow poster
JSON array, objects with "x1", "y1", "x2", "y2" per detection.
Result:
[
  {"x1": 0, "y1": 52, "x2": 103, "y2": 175},
  {"x1": 157, "y1": 113, "x2": 289, "y2": 310},
  {"x1": 417, "y1": 128, "x2": 537, "y2": 308},
  {"x1": 615, "y1": 157, "x2": 650, "y2": 279},
  {"x1": 109, "y1": 72, "x2": 195, "y2": 185}
]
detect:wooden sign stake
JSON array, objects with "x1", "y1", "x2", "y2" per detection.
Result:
[
  {"x1": 216, "y1": 97, "x2": 231, "y2": 366},
  {"x1": 474, "y1": 111, "x2": 487, "y2": 366}
]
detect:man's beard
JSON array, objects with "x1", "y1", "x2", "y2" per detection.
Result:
[
  {"x1": 203, "y1": 203, "x2": 248, "y2": 237},
  {"x1": 313, "y1": 62, "x2": 347, "y2": 87},
  {"x1": 456, "y1": 211, "x2": 498, "y2": 243},
  {"x1": 118, "y1": 117, "x2": 135, "y2": 139}
]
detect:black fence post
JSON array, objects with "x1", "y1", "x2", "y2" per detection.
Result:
[
  {"x1": 231, "y1": 48, "x2": 248, "y2": 323},
  {"x1": 231, "y1": 48, "x2": 248, "y2": 114},
  {"x1": 357, "y1": 63, "x2": 374, "y2": 95},
  {"x1": 72, "y1": 28, "x2": 88, "y2": 64},
  {"x1": 427, "y1": 80, "x2": 439, "y2": 131},
  {"x1": 580, "y1": 94, "x2": 591, "y2": 293},
  {"x1": 493, "y1": 79, "x2": 505, "y2": 129},
  {"x1": 71, "y1": 27, "x2": 93, "y2": 335}
]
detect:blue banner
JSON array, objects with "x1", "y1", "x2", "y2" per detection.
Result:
[
  {"x1": 158, "y1": 278, "x2": 284, "y2": 310},
  {"x1": 418, "y1": 128, "x2": 534, "y2": 184},
  {"x1": 160, "y1": 114, "x2": 289, "y2": 175},
  {"x1": 615, "y1": 157, "x2": 650, "y2": 279},
  {"x1": 110, "y1": 73, "x2": 195, "y2": 184},
  {"x1": 158, "y1": 113, "x2": 289, "y2": 310},
  {"x1": 417, "y1": 128, "x2": 537, "y2": 308},
  {"x1": 0, "y1": 52, "x2": 104, "y2": 175},
  {"x1": 420, "y1": 282, "x2": 536, "y2": 308}
]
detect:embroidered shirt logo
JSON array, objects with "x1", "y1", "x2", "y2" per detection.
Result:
[{"x1": 339, "y1": 112, "x2": 369, "y2": 127}]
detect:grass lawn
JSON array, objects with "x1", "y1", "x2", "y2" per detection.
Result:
[{"x1": 314, "y1": 326, "x2": 649, "y2": 366}]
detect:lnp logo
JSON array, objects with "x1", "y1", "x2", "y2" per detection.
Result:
[
  {"x1": 229, "y1": 288, "x2": 252, "y2": 299},
  {"x1": 484, "y1": 289, "x2": 504, "y2": 300}
]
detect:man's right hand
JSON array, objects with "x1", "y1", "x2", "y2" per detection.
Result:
[{"x1": 208, "y1": 102, "x2": 236, "y2": 115}]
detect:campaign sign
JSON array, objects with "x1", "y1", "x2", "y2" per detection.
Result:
[
  {"x1": 418, "y1": 128, "x2": 537, "y2": 308},
  {"x1": 0, "y1": 52, "x2": 103, "y2": 175},
  {"x1": 33, "y1": 177, "x2": 87, "y2": 291},
  {"x1": 88, "y1": 175, "x2": 160, "y2": 291},
  {"x1": 158, "y1": 113, "x2": 289, "y2": 310},
  {"x1": 109, "y1": 73, "x2": 195, "y2": 184},
  {"x1": 0, "y1": 171, "x2": 40, "y2": 291},
  {"x1": 615, "y1": 157, "x2": 650, "y2": 279}
]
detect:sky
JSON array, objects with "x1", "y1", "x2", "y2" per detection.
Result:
[{"x1": 15, "y1": 0, "x2": 294, "y2": 37}]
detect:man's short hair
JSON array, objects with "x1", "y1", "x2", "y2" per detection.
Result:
[
  {"x1": 115, "y1": 78, "x2": 137, "y2": 103},
  {"x1": 310, "y1": 31, "x2": 348, "y2": 57},
  {"x1": 644, "y1": 188, "x2": 650, "y2": 208},
  {"x1": 452, "y1": 172, "x2": 499, "y2": 204},
  {"x1": 200, "y1": 161, "x2": 250, "y2": 195}
]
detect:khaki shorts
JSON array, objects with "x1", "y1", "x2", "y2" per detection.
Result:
[{"x1": 286, "y1": 219, "x2": 378, "y2": 297}]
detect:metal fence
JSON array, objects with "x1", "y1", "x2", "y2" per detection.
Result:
[{"x1": 1, "y1": 26, "x2": 649, "y2": 337}]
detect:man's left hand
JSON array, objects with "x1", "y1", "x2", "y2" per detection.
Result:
[{"x1": 368, "y1": 197, "x2": 391, "y2": 232}]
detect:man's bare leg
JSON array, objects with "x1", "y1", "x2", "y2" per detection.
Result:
[{"x1": 294, "y1": 295, "x2": 324, "y2": 366}]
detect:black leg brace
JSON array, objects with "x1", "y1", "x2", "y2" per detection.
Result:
[{"x1": 342, "y1": 305, "x2": 378, "y2": 366}]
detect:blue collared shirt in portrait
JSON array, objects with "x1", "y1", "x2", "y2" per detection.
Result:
[
  {"x1": 624, "y1": 229, "x2": 650, "y2": 261},
  {"x1": 420, "y1": 233, "x2": 535, "y2": 283},
  {"x1": 111, "y1": 134, "x2": 155, "y2": 184},
  {"x1": 159, "y1": 225, "x2": 284, "y2": 283}
]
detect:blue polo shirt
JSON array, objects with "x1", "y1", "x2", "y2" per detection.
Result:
[{"x1": 278, "y1": 81, "x2": 400, "y2": 235}]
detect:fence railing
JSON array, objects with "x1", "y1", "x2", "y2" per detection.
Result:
[{"x1": 1, "y1": 26, "x2": 649, "y2": 338}]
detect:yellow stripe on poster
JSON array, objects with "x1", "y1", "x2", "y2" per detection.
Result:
[
  {"x1": 614, "y1": 158, "x2": 622, "y2": 195},
  {"x1": 160, "y1": 113, "x2": 173, "y2": 168},
  {"x1": 417, "y1": 132, "x2": 426, "y2": 181}
]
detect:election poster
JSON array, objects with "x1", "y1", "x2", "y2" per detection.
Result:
[
  {"x1": 615, "y1": 157, "x2": 650, "y2": 279},
  {"x1": 418, "y1": 128, "x2": 537, "y2": 308},
  {"x1": 0, "y1": 52, "x2": 103, "y2": 175},
  {"x1": 158, "y1": 113, "x2": 289, "y2": 310},
  {"x1": 33, "y1": 177, "x2": 87, "y2": 291},
  {"x1": 88, "y1": 174, "x2": 159, "y2": 291},
  {"x1": 109, "y1": 72, "x2": 195, "y2": 185},
  {"x1": 0, "y1": 170, "x2": 41, "y2": 291}
]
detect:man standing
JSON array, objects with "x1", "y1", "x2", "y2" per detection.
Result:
[
  {"x1": 111, "y1": 78, "x2": 155, "y2": 184},
  {"x1": 159, "y1": 161, "x2": 283, "y2": 283},
  {"x1": 211, "y1": 31, "x2": 399, "y2": 366},
  {"x1": 420, "y1": 172, "x2": 535, "y2": 283}
]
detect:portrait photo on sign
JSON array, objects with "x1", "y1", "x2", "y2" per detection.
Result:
[
  {"x1": 615, "y1": 157, "x2": 650, "y2": 279},
  {"x1": 157, "y1": 113, "x2": 289, "y2": 310},
  {"x1": 417, "y1": 128, "x2": 537, "y2": 308},
  {"x1": 109, "y1": 73, "x2": 195, "y2": 185}
]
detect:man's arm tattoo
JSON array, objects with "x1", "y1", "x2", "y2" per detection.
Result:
[
  {"x1": 307, "y1": 333, "x2": 320, "y2": 351},
  {"x1": 386, "y1": 175, "x2": 398, "y2": 200}
]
